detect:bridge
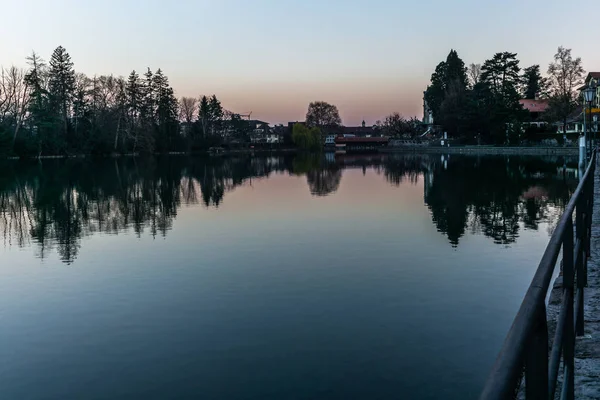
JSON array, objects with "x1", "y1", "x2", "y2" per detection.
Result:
[{"x1": 480, "y1": 152, "x2": 600, "y2": 399}]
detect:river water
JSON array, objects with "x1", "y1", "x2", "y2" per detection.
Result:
[{"x1": 0, "y1": 153, "x2": 578, "y2": 399}]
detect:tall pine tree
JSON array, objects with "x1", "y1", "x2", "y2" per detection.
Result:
[
  {"x1": 48, "y1": 46, "x2": 75, "y2": 150},
  {"x1": 152, "y1": 69, "x2": 179, "y2": 152},
  {"x1": 199, "y1": 95, "x2": 210, "y2": 138},
  {"x1": 126, "y1": 71, "x2": 142, "y2": 148},
  {"x1": 114, "y1": 77, "x2": 127, "y2": 151},
  {"x1": 24, "y1": 52, "x2": 50, "y2": 154},
  {"x1": 137, "y1": 68, "x2": 155, "y2": 151},
  {"x1": 480, "y1": 52, "x2": 526, "y2": 143},
  {"x1": 481, "y1": 52, "x2": 521, "y2": 99},
  {"x1": 522, "y1": 65, "x2": 547, "y2": 99},
  {"x1": 424, "y1": 49, "x2": 467, "y2": 122},
  {"x1": 208, "y1": 95, "x2": 223, "y2": 136}
]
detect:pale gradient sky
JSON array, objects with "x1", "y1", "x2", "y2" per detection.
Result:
[{"x1": 1, "y1": 0, "x2": 597, "y2": 125}]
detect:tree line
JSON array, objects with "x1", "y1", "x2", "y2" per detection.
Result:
[
  {"x1": 424, "y1": 46, "x2": 585, "y2": 144},
  {"x1": 0, "y1": 46, "x2": 251, "y2": 157},
  {"x1": 7, "y1": 44, "x2": 581, "y2": 155}
]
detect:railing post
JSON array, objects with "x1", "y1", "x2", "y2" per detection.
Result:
[
  {"x1": 564, "y1": 219, "x2": 574, "y2": 289},
  {"x1": 562, "y1": 294, "x2": 575, "y2": 400},
  {"x1": 586, "y1": 152, "x2": 596, "y2": 258},
  {"x1": 586, "y1": 175, "x2": 593, "y2": 259},
  {"x1": 563, "y1": 218, "x2": 575, "y2": 400},
  {"x1": 576, "y1": 195, "x2": 584, "y2": 245},
  {"x1": 525, "y1": 306, "x2": 548, "y2": 399}
]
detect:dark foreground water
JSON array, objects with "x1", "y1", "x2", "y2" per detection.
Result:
[{"x1": 0, "y1": 153, "x2": 578, "y2": 399}]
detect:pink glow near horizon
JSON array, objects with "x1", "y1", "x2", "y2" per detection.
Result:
[
  {"x1": 171, "y1": 79, "x2": 425, "y2": 126},
  {"x1": 1, "y1": 0, "x2": 598, "y2": 126}
]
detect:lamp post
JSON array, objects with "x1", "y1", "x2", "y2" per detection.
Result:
[{"x1": 582, "y1": 85, "x2": 597, "y2": 160}]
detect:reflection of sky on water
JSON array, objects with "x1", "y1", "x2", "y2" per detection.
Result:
[{"x1": 0, "y1": 154, "x2": 579, "y2": 400}]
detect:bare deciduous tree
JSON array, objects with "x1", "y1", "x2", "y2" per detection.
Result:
[
  {"x1": 546, "y1": 47, "x2": 585, "y2": 135},
  {"x1": 0, "y1": 66, "x2": 31, "y2": 145},
  {"x1": 73, "y1": 72, "x2": 91, "y2": 135},
  {"x1": 467, "y1": 63, "x2": 482, "y2": 87},
  {"x1": 381, "y1": 112, "x2": 418, "y2": 137},
  {"x1": 179, "y1": 97, "x2": 197, "y2": 124}
]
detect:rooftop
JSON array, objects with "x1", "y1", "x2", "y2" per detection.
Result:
[
  {"x1": 519, "y1": 99, "x2": 549, "y2": 113},
  {"x1": 579, "y1": 73, "x2": 600, "y2": 90},
  {"x1": 586, "y1": 72, "x2": 600, "y2": 81}
]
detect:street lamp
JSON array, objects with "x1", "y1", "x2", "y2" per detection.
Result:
[{"x1": 583, "y1": 84, "x2": 597, "y2": 158}]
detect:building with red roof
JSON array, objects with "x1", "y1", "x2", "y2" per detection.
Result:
[{"x1": 519, "y1": 99, "x2": 549, "y2": 124}]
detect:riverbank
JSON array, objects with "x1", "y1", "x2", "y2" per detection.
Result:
[
  {"x1": 3, "y1": 146, "x2": 580, "y2": 160},
  {"x1": 381, "y1": 146, "x2": 578, "y2": 156},
  {"x1": 2, "y1": 147, "x2": 298, "y2": 161}
]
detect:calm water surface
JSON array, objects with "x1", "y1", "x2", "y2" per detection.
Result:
[{"x1": 0, "y1": 153, "x2": 578, "y2": 399}]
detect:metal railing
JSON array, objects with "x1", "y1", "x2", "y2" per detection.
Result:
[{"x1": 480, "y1": 151, "x2": 596, "y2": 400}]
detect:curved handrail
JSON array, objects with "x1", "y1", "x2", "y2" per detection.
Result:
[{"x1": 480, "y1": 151, "x2": 596, "y2": 399}]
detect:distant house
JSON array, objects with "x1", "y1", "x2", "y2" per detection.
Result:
[
  {"x1": 562, "y1": 106, "x2": 586, "y2": 134},
  {"x1": 248, "y1": 120, "x2": 270, "y2": 136},
  {"x1": 342, "y1": 121, "x2": 379, "y2": 137},
  {"x1": 288, "y1": 121, "x2": 379, "y2": 138},
  {"x1": 563, "y1": 72, "x2": 600, "y2": 135},
  {"x1": 247, "y1": 120, "x2": 269, "y2": 143},
  {"x1": 327, "y1": 121, "x2": 380, "y2": 137},
  {"x1": 579, "y1": 72, "x2": 600, "y2": 109},
  {"x1": 246, "y1": 121, "x2": 287, "y2": 144},
  {"x1": 519, "y1": 99, "x2": 549, "y2": 126}
]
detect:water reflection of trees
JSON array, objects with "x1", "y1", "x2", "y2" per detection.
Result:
[
  {"x1": 0, "y1": 153, "x2": 577, "y2": 263},
  {"x1": 379, "y1": 154, "x2": 576, "y2": 247},
  {"x1": 0, "y1": 156, "x2": 294, "y2": 264},
  {"x1": 292, "y1": 153, "x2": 343, "y2": 196}
]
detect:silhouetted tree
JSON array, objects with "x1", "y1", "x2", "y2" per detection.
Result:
[
  {"x1": 179, "y1": 97, "x2": 197, "y2": 124},
  {"x1": 380, "y1": 113, "x2": 418, "y2": 137},
  {"x1": 198, "y1": 95, "x2": 210, "y2": 138},
  {"x1": 208, "y1": 95, "x2": 223, "y2": 136},
  {"x1": 480, "y1": 52, "x2": 527, "y2": 143},
  {"x1": 0, "y1": 66, "x2": 30, "y2": 151},
  {"x1": 126, "y1": 70, "x2": 142, "y2": 150},
  {"x1": 24, "y1": 52, "x2": 51, "y2": 155},
  {"x1": 306, "y1": 101, "x2": 341, "y2": 129},
  {"x1": 546, "y1": 47, "x2": 585, "y2": 137},
  {"x1": 522, "y1": 65, "x2": 548, "y2": 99},
  {"x1": 48, "y1": 46, "x2": 75, "y2": 150},
  {"x1": 152, "y1": 69, "x2": 179, "y2": 152},
  {"x1": 292, "y1": 123, "x2": 320, "y2": 149},
  {"x1": 424, "y1": 49, "x2": 468, "y2": 122}
]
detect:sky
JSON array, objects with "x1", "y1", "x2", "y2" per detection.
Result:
[{"x1": 1, "y1": 0, "x2": 597, "y2": 125}]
